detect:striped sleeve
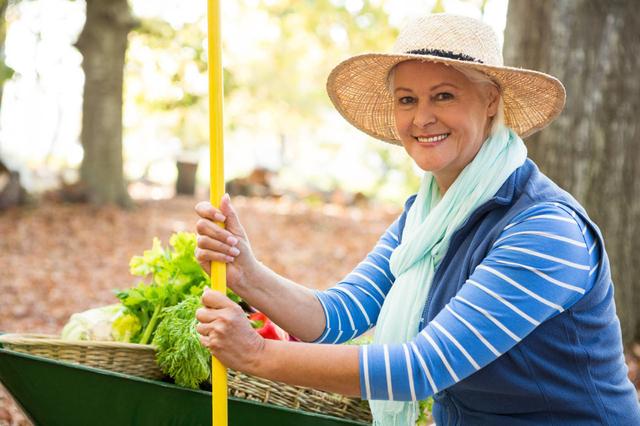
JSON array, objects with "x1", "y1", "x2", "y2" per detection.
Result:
[
  {"x1": 359, "y1": 202, "x2": 600, "y2": 401},
  {"x1": 312, "y1": 214, "x2": 401, "y2": 344}
]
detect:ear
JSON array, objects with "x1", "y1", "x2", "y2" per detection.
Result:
[{"x1": 486, "y1": 85, "x2": 500, "y2": 118}]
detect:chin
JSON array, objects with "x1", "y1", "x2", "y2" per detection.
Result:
[{"x1": 413, "y1": 160, "x2": 438, "y2": 173}]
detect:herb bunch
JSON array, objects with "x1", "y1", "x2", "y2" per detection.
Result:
[{"x1": 152, "y1": 294, "x2": 211, "y2": 388}]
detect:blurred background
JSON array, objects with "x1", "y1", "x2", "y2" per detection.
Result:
[
  {"x1": 0, "y1": 0, "x2": 510, "y2": 205},
  {"x1": 1, "y1": 0, "x2": 639, "y2": 424}
]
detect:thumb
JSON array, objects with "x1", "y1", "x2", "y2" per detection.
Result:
[{"x1": 220, "y1": 193, "x2": 246, "y2": 238}]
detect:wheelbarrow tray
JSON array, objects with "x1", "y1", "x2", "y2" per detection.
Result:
[{"x1": 0, "y1": 348, "x2": 369, "y2": 426}]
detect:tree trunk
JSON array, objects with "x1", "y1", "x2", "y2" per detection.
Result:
[
  {"x1": 75, "y1": 0, "x2": 135, "y2": 207},
  {"x1": 505, "y1": 0, "x2": 640, "y2": 344},
  {"x1": 0, "y1": 158, "x2": 26, "y2": 210}
]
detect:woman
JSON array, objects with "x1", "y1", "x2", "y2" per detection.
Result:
[{"x1": 193, "y1": 14, "x2": 640, "y2": 425}]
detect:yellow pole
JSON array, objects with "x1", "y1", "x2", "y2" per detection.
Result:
[{"x1": 208, "y1": 1, "x2": 227, "y2": 425}]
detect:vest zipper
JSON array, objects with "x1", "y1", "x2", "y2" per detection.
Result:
[{"x1": 418, "y1": 201, "x2": 502, "y2": 329}]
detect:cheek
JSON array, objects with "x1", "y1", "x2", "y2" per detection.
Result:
[
  {"x1": 461, "y1": 121, "x2": 489, "y2": 155},
  {"x1": 394, "y1": 109, "x2": 414, "y2": 130},
  {"x1": 456, "y1": 108, "x2": 487, "y2": 138}
]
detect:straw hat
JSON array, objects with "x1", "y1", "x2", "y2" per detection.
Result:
[{"x1": 326, "y1": 14, "x2": 566, "y2": 144}]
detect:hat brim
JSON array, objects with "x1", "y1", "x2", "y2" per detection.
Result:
[{"x1": 326, "y1": 53, "x2": 566, "y2": 144}]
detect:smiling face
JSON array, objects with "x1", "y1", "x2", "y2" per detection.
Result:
[{"x1": 392, "y1": 60, "x2": 499, "y2": 193}]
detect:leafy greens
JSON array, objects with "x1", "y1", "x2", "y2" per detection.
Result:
[
  {"x1": 115, "y1": 232, "x2": 240, "y2": 345},
  {"x1": 152, "y1": 293, "x2": 211, "y2": 388}
]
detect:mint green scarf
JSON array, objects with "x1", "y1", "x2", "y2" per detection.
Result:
[{"x1": 370, "y1": 126, "x2": 527, "y2": 425}]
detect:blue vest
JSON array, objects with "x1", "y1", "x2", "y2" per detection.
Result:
[{"x1": 398, "y1": 159, "x2": 640, "y2": 425}]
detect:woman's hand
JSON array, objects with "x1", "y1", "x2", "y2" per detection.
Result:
[
  {"x1": 195, "y1": 194, "x2": 326, "y2": 343},
  {"x1": 198, "y1": 286, "x2": 360, "y2": 396},
  {"x1": 196, "y1": 287, "x2": 265, "y2": 372},
  {"x1": 194, "y1": 194, "x2": 258, "y2": 290}
]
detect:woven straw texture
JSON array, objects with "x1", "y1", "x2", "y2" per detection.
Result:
[
  {"x1": 326, "y1": 14, "x2": 566, "y2": 144},
  {"x1": 0, "y1": 333, "x2": 164, "y2": 379},
  {"x1": 0, "y1": 333, "x2": 372, "y2": 423}
]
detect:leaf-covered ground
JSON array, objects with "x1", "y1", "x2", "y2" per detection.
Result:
[
  {"x1": 1, "y1": 195, "x2": 639, "y2": 425},
  {"x1": 0, "y1": 195, "x2": 399, "y2": 425}
]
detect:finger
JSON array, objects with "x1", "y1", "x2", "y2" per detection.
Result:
[
  {"x1": 195, "y1": 218, "x2": 238, "y2": 246},
  {"x1": 198, "y1": 260, "x2": 211, "y2": 276},
  {"x1": 196, "y1": 319, "x2": 217, "y2": 336},
  {"x1": 197, "y1": 235, "x2": 240, "y2": 257},
  {"x1": 195, "y1": 201, "x2": 226, "y2": 223},
  {"x1": 220, "y1": 194, "x2": 247, "y2": 238},
  {"x1": 195, "y1": 306, "x2": 221, "y2": 324},
  {"x1": 199, "y1": 334, "x2": 211, "y2": 348},
  {"x1": 197, "y1": 321, "x2": 230, "y2": 347},
  {"x1": 201, "y1": 287, "x2": 238, "y2": 310},
  {"x1": 195, "y1": 247, "x2": 235, "y2": 264}
]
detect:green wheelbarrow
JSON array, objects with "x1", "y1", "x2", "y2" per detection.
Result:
[{"x1": 0, "y1": 346, "x2": 370, "y2": 426}]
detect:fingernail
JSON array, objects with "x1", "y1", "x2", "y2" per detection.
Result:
[
  {"x1": 215, "y1": 213, "x2": 226, "y2": 222},
  {"x1": 226, "y1": 255, "x2": 235, "y2": 262},
  {"x1": 227, "y1": 236, "x2": 238, "y2": 245},
  {"x1": 223, "y1": 193, "x2": 230, "y2": 202},
  {"x1": 229, "y1": 247, "x2": 240, "y2": 256}
]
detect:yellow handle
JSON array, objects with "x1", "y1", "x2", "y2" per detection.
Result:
[{"x1": 208, "y1": 0, "x2": 227, "y2": 425}]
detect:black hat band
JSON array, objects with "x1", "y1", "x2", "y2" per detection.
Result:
[{"x1": 406, "y1": 48, "x2": 484, "y2": 64}]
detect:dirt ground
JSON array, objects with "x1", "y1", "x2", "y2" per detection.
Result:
[
  {"x1": 0, "y1": 194, "x2": 399, "y2": 425},
  {"x1": 1, "y1": 194, "x2": 639, "y2": 425}
]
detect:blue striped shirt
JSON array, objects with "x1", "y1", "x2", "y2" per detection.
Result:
[{"x1": 314, "y1": 202, "x2": 599, "y2": 401}]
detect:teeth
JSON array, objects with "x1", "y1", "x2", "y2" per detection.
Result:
[{"x1": 417, "y1": 134, "x2": 448, "y2": 143}]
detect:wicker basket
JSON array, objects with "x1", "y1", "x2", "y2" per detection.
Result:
[{"x1": 0, "y1": 333, "x2": 372, "y2": 423}]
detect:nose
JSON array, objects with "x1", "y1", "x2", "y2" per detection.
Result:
[{"x1": 412, "y1": 101, "x2": 436, "y2": 129}]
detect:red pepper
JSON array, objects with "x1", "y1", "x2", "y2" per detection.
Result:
[{"x1": 248, "y1": 312, "x2": 289, "y2": 340}]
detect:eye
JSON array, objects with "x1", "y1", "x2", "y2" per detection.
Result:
[
  {"x1": 397, "y1": 96, "x2": 416, "y2": 105},
  {"x1": 433, "y1": 92, "x2": 454, "y2": 101}
]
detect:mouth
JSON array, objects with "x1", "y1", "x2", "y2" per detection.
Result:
[{"x1": 414, "y1": 133, "x2": 450, "y2": 144}]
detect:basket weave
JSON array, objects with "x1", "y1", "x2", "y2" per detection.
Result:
[{"x1": 0, "y1": 333, "x2": 372, "y2": 423}]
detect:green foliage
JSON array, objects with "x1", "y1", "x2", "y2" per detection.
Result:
[
  {"x1": 117, "y1": 232, "x2": 208, "y2": 344},
  {"x1": 433, "y1": 0, "x2": 446, "y2": 13},
  {"x1": 417, "y1": 398, "x2": 434, "y2": 425},
  {"x1": 153, "y1": 293, "x2": 211, "y2": 389},
  {"x1": 345, "y1": 334, "x2": 373, "y2": 345},
  {"x1": 0, "y1": 0, "x2": 14, "y2": 89},
  {"x1": 122, "y1": 0, "x2": 490, "y2": 198},
  {"x1": 226, "y1": 0, "x2": 397, "y2": 134},
  {"x1": 0, "y1": 59, "x2": 13, "y2": 85},
  {"x1": 111, "y1": 312, "x2": 142, "y2": 343},
  {"x1": 126, "y1": 17, "x2": 211, "y2": 151},
  {"x1": 128, "y1": 232, "x2": 209, "y2": 294},
  {"x1": 124, "y1": 0, "x2": 398, "y2": 163},
  {"x1": 116, "y1": 232, "x2": 241, "y2": 344}
]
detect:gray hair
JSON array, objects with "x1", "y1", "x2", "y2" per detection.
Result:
[{"x1": 387, "y1": 61, "x2": 505, "y2": 136}]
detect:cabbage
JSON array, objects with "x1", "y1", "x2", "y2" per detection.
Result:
[{"x1": 61, "y1": 304, "x2": 124, "y2": 341}]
